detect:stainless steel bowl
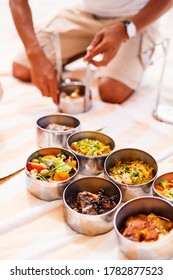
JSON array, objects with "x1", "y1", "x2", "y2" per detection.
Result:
[
  {"x1": 67, "y1": 131, "x2": 115, "y2": 175},
  {"x1": 25, "y1": 147, "x2": 79, "y2": 201},
  {"x1": 59, "y1": 81, "x2": 92, "y2": 114},
  {"x1": 63, "y1": 176, "x2": 122, "y2": 235},
  {"x1": 153, "y1": 172, "x2": 173, "y2": 204},
  {"x1": 114, "y1": 196, "x2": 173, "y2": 260},
  {"x1": 36, "y1": 113, "x2": 81, "y2": 148},
  {"x1": 104, "y1": 148, "x2": 158, "y2": 202}
]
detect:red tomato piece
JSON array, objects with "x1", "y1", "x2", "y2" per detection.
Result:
[{"x1": 27, "y1": 162, "x2": 47, "y2": 172}]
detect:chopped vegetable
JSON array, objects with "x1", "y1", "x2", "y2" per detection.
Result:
[
  {"x1": 27, "y1": 153, "x2": 77, "y2": 182},
  {"x1": 54, "y1": 172, "x2": 70, "y2": 182},
  {"x1": 108, "y1": 160, "x2": 154, "y2": 185},
  {"x1": 155, "y1": 179, "x2": 173, "y2": 199},
  {"x1": 70, "y1": 138, "x2": 112, "y2": 156}
]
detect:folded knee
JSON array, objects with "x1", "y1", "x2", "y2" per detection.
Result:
[
  {"x1": 98, "y1": 77, "x2": 133, "y2": 104},
  {"x1": 12, "y1": 62, "x2": 31, "y2": 82}
]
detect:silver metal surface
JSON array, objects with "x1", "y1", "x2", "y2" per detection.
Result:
[
  {"x1": 25, "y1": 147, "x2": 79, "y2": 201},
  {"x1": 63, "y1": 176, "x2": 122, "y2": 236},
  {"x1": 36, "y1": 114, "x2": 81, "y2": 148},
  {"x1": 67, "y1": 131, "x2": 115, "y2": 175},
  {"x1": 114, "y1": 196, "x2": 173, "y2": 260},
  {"x1": 84, "y1": 63, "x2": 91, "y2": 112},
  {"x1": 59, "y1": 81, "x2": 92, "y2": 114},
  {"x1": 104, "y1": 148, "x2": 158, "y2": 202},
  {"x1": 51, "y1": 32, "x2": 63, "y2": 83},
  {"x1": 153, "y1": 172, "x2": 173, "y2": 204}
]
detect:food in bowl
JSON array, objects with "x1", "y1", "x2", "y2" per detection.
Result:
[
  {"x1": 36, "y1": 114, "x2": 81, "y2": 148},
  {"x1": 59, "y1": 82, "x2": 92, "y2": 114},
  {"x1": 61, "y1": 88, "x2": 81, "y2": 99},
  {"x1": 114, "y1": 196, "x2": 173, "y2": 259},
  {"x1": 67, "y1": 131, "x2": 115, "y2": 175},
  {"x1": 120, "y1": 212, "x2": 173, "y2": 242},
  {"x1": 27, "y1": 153, "x2": 77, "y2": 182},
  {"x1": 108, "y1": 159, "x2": 155, "y2": 185},
  {"x1": 46, "y1": 123, "x2": 74, "y2": 132},
  {"x1": 154, "y1": 179, "x2": 173, "y2": 199},
  {"x1": 66, "y1": 188, "x2": 117, "y2": 215},
  {"x1": 70, "y1": 138, "x2": 112, "y2": 156},
  {"x1": 63, "y1": 176, "x2": 122, "y2": 235},
  {"x1": 104, "y1": 148, "x2": 157, "y2": 202}
]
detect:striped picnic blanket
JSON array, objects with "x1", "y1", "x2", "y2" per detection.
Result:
[
  {"x1": 1, "y1": 72, "x2": 173, "y2": 179},
  {"x1": 1, "y1": 69, "x2": 173, "y2": 260}
]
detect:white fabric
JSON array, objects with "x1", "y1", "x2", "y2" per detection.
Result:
[
  {"x1": 76, "y1": 0, "x2": 150, "y2": 18},
  {"x1": 1, "y1": 0, "x2": 173, "y2": 261},
  {"x1": 0, "y1": 82, "x2": 3, "y2": 101}
]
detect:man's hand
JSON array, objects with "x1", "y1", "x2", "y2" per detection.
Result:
[
  {"x1": 9, "y1": 0, "x2": 59, "y2": 105},
  {"x1": 29, "y1": 49, "x2": 58, "y2": 105},
  {"x1": 84, "y1": 22, "x2": 127, "y2": 67}
]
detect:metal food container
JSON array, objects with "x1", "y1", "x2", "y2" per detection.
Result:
[
  {"x1": 153, "y1": 172, "x2": 173, "y2": 204},
  {"x1": 59, "y1": 81, "x2": 92, "y2": 114},
  {"x1": 67, "y1": 131, "x2": 115, "y2": 175},
  {"x1": 63, "y1": 176, "x2": 122, "y2": 236},
  {"x1": 25, "y1": 147, "x2": 79, "y2": 201},
  {"x1": 114, "y1": 196, "x2": 173, "y2": 260},
  {"x1": 104, "y1": 148, "x2": 158, "y2": 202},
  {"x1": 36, "y1": 113, "x2": 81, "y2": 148}
]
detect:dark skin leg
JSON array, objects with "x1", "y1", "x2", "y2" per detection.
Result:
[
  {"x1": 98, "y1": 77, "x2": 134, "y2": 104},
  {"x1": 12, "y1": 62, "x2": 31, "y2": 82}
]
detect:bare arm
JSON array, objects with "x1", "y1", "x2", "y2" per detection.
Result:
[
  {"x1": 9, "y1": 0, "x2": 58, "y2": 104},
  {"x1": 84, "y1": 0, "x2": 173, "y2": 67},
  {"x1": 131, "y1": 0, "x2": 172, "y2": 31}
]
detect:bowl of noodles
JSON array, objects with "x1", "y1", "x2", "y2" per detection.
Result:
[{"x1": 104, "y1": 148, "x2": 158, "y2": 202}]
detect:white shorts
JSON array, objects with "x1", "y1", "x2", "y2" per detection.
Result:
[{"x1": 15, "y1": 8, "x2": 163, "y2": 89}]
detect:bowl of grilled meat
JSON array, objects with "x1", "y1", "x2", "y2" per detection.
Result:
[{"x1": 63, "y1": 176, "x2": 122, "y2": 235}]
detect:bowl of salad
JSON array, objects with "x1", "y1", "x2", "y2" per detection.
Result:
[
  {"x1": 36, "y1": 113, "x2": 81, "y2": 148},
  {"x1": 25, "y1": 147, "x2": 79, "y2": 201},
  {"x1": 104, "y1": 148, "x2": 158, "y2": 202},
  {"x1": 67, "y1": 131, "x2": 115, "y2": 175},
  {"x1": 153, "y1": 172, "x2": 173, "y2": 204}
]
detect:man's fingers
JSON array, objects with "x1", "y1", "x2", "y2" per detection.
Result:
[
  {"x1": 49, "y1": 80, "x2": 58, "y2": 105},
  {"x1": 88, "y1": 32, "x2": 103, "y2": 49},
  {"x1": 84, "y1": 33, "x2": 103, "y2": 61},
  {"x1": 84, "y1": 44, "x2": 104, "y2": 62}
]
